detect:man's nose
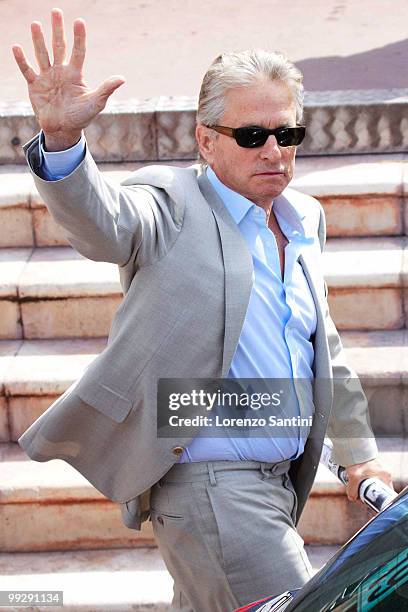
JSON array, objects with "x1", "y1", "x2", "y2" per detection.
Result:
[{"x1": 260, "y1": 135, "x2": 282, "y2": 159}]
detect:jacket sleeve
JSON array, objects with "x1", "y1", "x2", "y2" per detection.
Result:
[
  {"x1": 23, "y1": 133, "x2": 182, "y2": 267},
  {"x1": 316, "y1": 202, "x2": 379, "y2": 467}
]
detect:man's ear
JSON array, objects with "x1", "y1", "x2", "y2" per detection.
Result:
[{"x1": 196, "y1": 123, "x2": 215, "y2": 165}]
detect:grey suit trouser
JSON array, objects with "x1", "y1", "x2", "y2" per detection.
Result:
[{"x1": 150, "y1": 460, "x2": 313, "y2": 612}]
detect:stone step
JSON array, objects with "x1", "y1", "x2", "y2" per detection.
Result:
[
  {"x1": 0, "y1": 438, "x2": 406, "y2": 552},
  {"x1": 297, "y1": 154, "x2": 406, "y2": 239},
  {"x1": 1, "y1": 233, "x2": 403, "y2": 363},
  {"x1": 323, "y1": 236, "x2": 407, "y2": 330},
  {"x1": 340, "y1": 330, "x2": 408, "y2": 437},
  {"x1": 0, "y1": 331, "x2": 406, "y2": 443},
  {"x1": 0, "y1": 338, "x2": 108, "y2": 442},
  {"x1": 0, "y1": 441, "x2": 155, "y2": 553},
  {"x1": 0, "y1": 247, "x2": 121, "y2": 340},
  {"x1": 0, "y1": 545, "x2": 338, "y2": 611},
  {"x1": 0, "y1": 153, "x2": 406, "y2": 249},
  {"x1": 0, "y1": 237, "x2": 407, "y2": 340}
]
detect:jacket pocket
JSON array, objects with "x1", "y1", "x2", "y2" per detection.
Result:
[{"x1": 75, "y1": 381, "x2": 133, "y2": 423}]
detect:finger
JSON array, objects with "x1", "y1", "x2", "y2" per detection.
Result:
[
  {"x1": 69, "y1": 18, "x2": 86, "y2": 70},
  {"x1": 93, "y1": 75, "x2": 126, "y2": 110},
  {"x1": 51, "y1": 7, "x2": 67, "y2": 65},
  {"x1": 346, "y1": 480, "x2": 359, "y2": 502},
  {"x1": 12, "y1": 45, "x2": 38, "y2": 84},
  {"x1": 31, "y1": 21, "x2": 51, "y2": 72}
]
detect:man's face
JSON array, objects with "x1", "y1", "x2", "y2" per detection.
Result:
[{"x1": 196, "y1": 79, "x2": 298, "y2": 207}]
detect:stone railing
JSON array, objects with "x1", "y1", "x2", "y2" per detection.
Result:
[{"x1": 1, "y1": 89, "x2": 407, "y2": 164}]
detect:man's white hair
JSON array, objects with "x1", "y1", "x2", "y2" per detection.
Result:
[{"x1": 197, "y1": 49, "x2": 304, "y2": 127}]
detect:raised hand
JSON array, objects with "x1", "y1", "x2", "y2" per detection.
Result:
[{"x1": 12, "y1": 8, "x2": 125, "y2": 150}]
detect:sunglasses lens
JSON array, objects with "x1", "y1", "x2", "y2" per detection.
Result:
[
  {"x1": 235, "y1": 128, "x2": 268, "y2": 148},
  {"x1": 276, "y1": 127, "x2": 306, "y2": 147},
  {"x1": 234, "y1": 126, "x2": 306, "y2": 148}
]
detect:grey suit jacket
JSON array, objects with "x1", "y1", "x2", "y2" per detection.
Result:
[{"x1": 18, "y1": 134, "x2": 378, "y2": 530}]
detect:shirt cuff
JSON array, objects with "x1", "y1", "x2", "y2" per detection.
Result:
[{"x1": 39, "y1": 130, "x2": 86, "y2": 181}]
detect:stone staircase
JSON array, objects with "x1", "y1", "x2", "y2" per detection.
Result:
[
  {"x1": 0, "y1": 100, "x2": 407, "y2": 610},
  {"x1": 0, "y1": 546, "x2": 339, "y2": 611}
]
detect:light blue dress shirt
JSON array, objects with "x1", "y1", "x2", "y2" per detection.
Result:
[
  {"x1": 179, "y1": 166, "x2": 318, "y2": 462},
  {"x1": 39, "y1": 135, "x2": 318, "y2": 463}
]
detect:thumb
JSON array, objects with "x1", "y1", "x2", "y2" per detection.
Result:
[{"x1": 93, "y1": 75, "x2": 125, "y2": 109}]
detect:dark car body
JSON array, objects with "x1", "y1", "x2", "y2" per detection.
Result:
[{"x1": 234, "y1": 486, "x2": 408, "y2": 611}]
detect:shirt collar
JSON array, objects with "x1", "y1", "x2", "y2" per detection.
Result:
[
  {"x1": 205, "y1": 165, "x2": 308, "y2": 237},
  {"x1": 206, "y1": 165, "x2": 254, "y2": 225}
]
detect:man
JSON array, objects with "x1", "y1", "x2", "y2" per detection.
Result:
[{"x1": 13, "y1": 9, "x2": 393, "y2": 612}]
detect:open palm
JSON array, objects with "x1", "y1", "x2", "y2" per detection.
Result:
[{"x1": 12, "y1": 8, "x2": 125, "y2": 148}]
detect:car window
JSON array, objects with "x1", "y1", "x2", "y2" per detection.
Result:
[{"x1": 287, "y1": 489, "x2": 408, "y2": 611}]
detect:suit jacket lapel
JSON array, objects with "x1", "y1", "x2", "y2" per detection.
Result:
[
  {"x1": 298, "y1": 248, "x2": 333, "y2": 426},
  {"x1": 298, "y1": 248, "x2": 331, "y2": 378},
  {"x1": 197, "y1": 172, "x2": 254, "y2": 377}
]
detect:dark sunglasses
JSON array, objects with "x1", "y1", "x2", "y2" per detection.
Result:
[{"x1": 205, "y1": 124, "x2": 306, "y2": 148}]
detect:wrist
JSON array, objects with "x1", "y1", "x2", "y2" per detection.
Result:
[{"x1": 43, "y1": 130, "x2": 83, "y2": 152}]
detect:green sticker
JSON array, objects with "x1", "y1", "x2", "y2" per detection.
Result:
[{"x1": 358, "y1": 550, "x2": 408, "y2": 611}]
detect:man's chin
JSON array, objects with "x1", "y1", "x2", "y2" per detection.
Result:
[{"x1": 252, "y1": 174, "x2": 291, "y2": 197}]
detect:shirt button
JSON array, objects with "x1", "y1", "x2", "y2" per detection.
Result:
[{"x1": 157, "y1": 516, "x2": 164, "y2": 525}]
